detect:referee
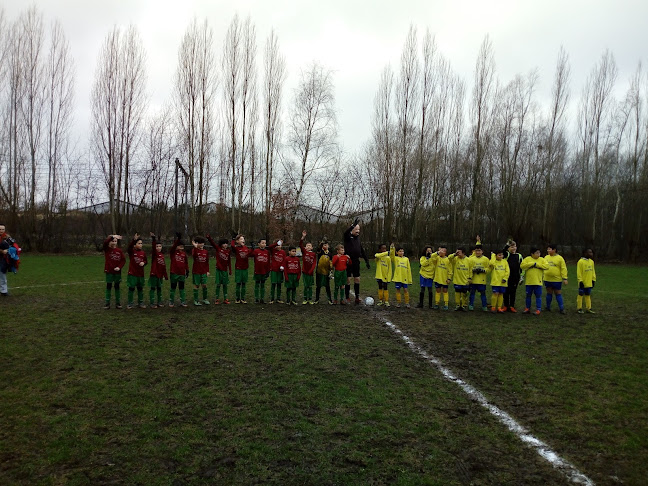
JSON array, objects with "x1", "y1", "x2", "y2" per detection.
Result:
[{"x1": 343, "y1": 218, "x2": 370, "y2": 304}]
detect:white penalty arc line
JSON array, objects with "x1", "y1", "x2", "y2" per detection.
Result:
[
  {"x1": 381, "y1": 318, "x2": 595, "y2": 486},
  {"x1": 10, "y1": 280, "x2": 104, "y2": 289}
]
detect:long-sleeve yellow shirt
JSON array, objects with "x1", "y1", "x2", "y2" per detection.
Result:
[
  {"x1": 468, "y1": 255, "x2": 490, "y2": 284},
  {"x1": 392, "y1": 255, "x2": 413, "y2": 285},
  {"x1": 449, "y1": 253, "x2": 472, "y2": 286},
  {"x1": 430, "y1": 252, "x2": 452, "y2": 284},
  {"x1": 521, "y1": 256, "x2": 549, "y2": 286},
  {"x1": 577, "y1": 258, "x2": 596, "y2": 287},
  {"x1": 544, "y1": 254, "x2": 568, "y2": 282},
  {"x1": 419, "y1": 254, "x2": 436, "y2": 279},
  {"x1": 489, "y1": 256, "x2": 510, "y2": 287},
  {"x1": 375, "y1": 250, "x2": 393, "y2": 282}
]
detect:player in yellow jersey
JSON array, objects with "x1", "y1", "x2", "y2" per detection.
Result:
[
  {"x1": 391, "y1": 245, "x2": 413, "y2": 308},
  {"x1": 430, "y1": 245, "x2": 452, "y2": 310},
  {"x1": 448, "y1": 247, "x2": 472, "y2": 311},
  {"x1": 577, "y1": 248, "x2": 596, "y2": 314},
  {"x1": 520, "y1": 247, "x2": 550, "y2": 315},
  {"x1": 544, "y1": 244, "x2": 568, "y2": 314},
  {"x1": 489, "y1": 249, "x2": 510, "y2": 313},
  {"x1": 468, "y1": 245, "x2": 490, "y2": 311},
  {"x1": 374, "y1": 243, "x2": 393, "y2": 306},
  {"x1": 417, "y1": 245, "x2": 435, "y2": 308}
]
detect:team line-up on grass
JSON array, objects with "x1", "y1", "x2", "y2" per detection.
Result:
[{"x1": 103, "y1": 227, "x2": 597, "y2": 315}]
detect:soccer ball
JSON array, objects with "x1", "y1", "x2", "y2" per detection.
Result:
[{"x1": 365, "y1": 296, "x2": 375, "y2": 306}]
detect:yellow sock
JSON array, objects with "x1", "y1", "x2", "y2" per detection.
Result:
[
  {"x1": 498, "y1": 294, "x2": 504, "y2": 308},
  {"x1": 378, "y1": 289, "x2": 383, "y2": 301},
  {"x1": 461, "y1": 293, "x2": 467, "y2": 307},
  {"x1": 491, "y1": 294, "x2": 498, "y2": 309},
  {"x1": 435, "y1": 292, "x2": 441, "y2": 305},
  {"x1": 584, "y1": 295, "x2": 592, "y2": 310},
  {"x1": 384, "y1": 290, "x2": 389, "y2": 303},
  {"x1": 396, "y1": 291, "x2": 401, "y2": 303},
  {"x1": 455, "y1": 293, "x2": 461, "y2": 306},
  {"x1": 404, "y1": 290, "x2": 410, "y2": 304},
  {"x1": 577, "y1": 295, "x2": 583, "y2": 310},
  {"x1": 443, "y1": 293, "x2": 448, "y2": 305}
]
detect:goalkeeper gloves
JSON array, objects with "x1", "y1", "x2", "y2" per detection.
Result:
[{"x1": 579, "y1": 282, "x2": 584, "y2": 289}]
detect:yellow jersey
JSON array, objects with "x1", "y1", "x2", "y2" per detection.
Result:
[
  {"x1": 449, "y1": 253, "x2": 472, "y2": 286},
  {"x1": 419, "y1": 255, "x2": 436, "y2": 279},
  {"x1": 374, "y1": 250, "x2": 393, "y2": 282},
  {"x1": 430, "y1": 252, "x2": 452, "y2": 284},
  {"x1": 521, "y1": 256, "x2": 549, "y2": 286},
  {"x1": 468, "y1": 255, "x2": 490, "y2": 284},
  {"x1": 392, "y1": 255, "x2": 412, "y2": 285},
  {"x1": 489, "y1": 257, "x2": 510, "y2": 286},
  {"x1": 544, "y1": 254, "x2": 568, "y2": 282},
  {"x1": 577, "y1": 258, "x2": 596, "y2": 287}
]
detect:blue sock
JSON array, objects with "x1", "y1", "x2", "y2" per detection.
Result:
[
  {"x1": 546, "y1": 293, "x2": 553, "y2": 309},
  {"x1": 556, "y1": 294, "x2": 564, "y2": 310},
  {"x1": 469, "y1": 292, "x2": 475, "y2": 306},
  {"x1": 526, "y1": 293, "x2": 531, "y2": 309},
  {"x1": 481, "y1": 293, "x2": 487, "y2": 307},
  {"x1": 536, "y1": 296, "x2": 542, "y2": 310}
]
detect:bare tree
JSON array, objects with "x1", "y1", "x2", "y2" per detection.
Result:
[
  {"x1": 285, "y1": 62, "x2": 338, "y2": 231},
  {"x1": 91, "y1": 25, "x2": 147, "y2": 234},
  {"x1": 174, "y1": 18, "x2": 216, "y2": 234},
  {"x1": 261, "y1": 29, "x2": 286, "y2": 233}
]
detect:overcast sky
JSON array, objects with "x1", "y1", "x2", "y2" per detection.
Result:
[{"x1": 3, "y1": 0, "x2": 647, "y2": 155}]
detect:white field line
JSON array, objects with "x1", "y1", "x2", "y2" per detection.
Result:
[
  {"x1": 10, "y1": 280, "x2": 103, "y2": 289},
  {"x1": 381, "y1": 317, "x2": 595, "y2": 486}
]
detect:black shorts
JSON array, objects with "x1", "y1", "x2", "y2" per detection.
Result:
[{"x1": 346, "y1": 258, "x2": 361, "y2": 278}]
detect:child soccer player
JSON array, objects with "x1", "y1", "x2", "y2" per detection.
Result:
[
  {"x1": 577, "y1": 248, "x2": 596, "y2": 314},
  {"x1": 448, "y1": 247, "x2": 472, "y2": 311},
  {"x1": 375, "y1": 243, "x2": 393, "y2": 306},
  {"x1": 148, "y1": 233, "x2": 168, "y2": 308},
  {"x1": 191, "y1": 236, "x2": 210, "y2": 306},
  {"x1": 520, "y1": 247, "x2": 550, "y2": 315},
  {"x1": 103, "y1": 234, "x2": 126, "y2": 309},
  {"x1": 284, "y1": 246, "x2": 302, "y2": 305},
  {"x1": 391, "y1": 245, "x2": 413, "y2": 308},
  {"x1": 169, "y1": 233, "x2": 189, "y2": 307},
  {"x1": 269, "y1": 239, "x2": 286, "y2": 304},
  {"x1": 331, "y1": 245, "x2": 351, "y2": 304},
  {"x1": 208, "y1": 236, "x2": 232, "y2": 304},
  {"x1": 430, "y1": 245, "x2": 452, "y2": 310},
  {"x1": 315, "y1": 240, "x2": 334, "y2": 304},
  {"x1": 489, "y1": 249, "x2": 510, "y2": 313},
  {"x1": 503, "y1": 240, "x2": 523, "y2": 312},
  {"x1": 544, "y1": 244, "x2": 568, "y2": 314},
  {"x1": 232, "y1": 234, "x2": 252, "y2": 303},
  {"x1": 127, "y1": 233, "x2": 148, "y2": 309},
  {"x1": 252, "y1": 238, "x2": 271, "y2": 303},
  {"x1": 417, "y1": 246, "x2": 435, "y2": 308},
  {"x1": 300, "y1": 231, "x2": 317, "y2": 304},
  {"x1": 468, "y1": 244, "x2": 490, "y2": 311}
]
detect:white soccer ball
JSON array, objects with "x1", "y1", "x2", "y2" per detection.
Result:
[
  {"x1": 279, "y1": 266, "x2": 284, "y2": 271},
  {"x1": 365, "y1": 296, "x2": 375, "y2": 306}
]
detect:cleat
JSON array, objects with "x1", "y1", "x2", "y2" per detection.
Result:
[
  {"x1": 180, "y1": 302, "x2": 187, "y2": 307},
  {"x1": 491, "y1": 308, "x2": 497, "y2": 313},
  {"x1": 455, "y1": 305, "x2": 461, "y2": 311},
  {"x1": 104, "y1": 303, "x2": 110, "y2": 310},
  {"x1": 194, "y1": 300, "x2": 202, "y2": 306},
  {"x1": 309, "y1": 300, "x2": 315, "y2": 305},
  {"x1": 115, "y1": 304, "x2": 122, "y2": 309},
  {"x1": 433, "y1": 304, "x2": 440, "y2": 310},
  {"x1": 395, "y1": 303, "x2": 401, "y2": 308},
  {"x1": 384, "y1": 301, "x2": 391, "y2": 307},
  {"x1": 127, "y1": 304, "x2": 134, "y2": 309},
  {"x1": 240, "y1": 300, "x2": 247, "y2": 304},
  {"x1": 586, "y1": 309, "x2": 595, "y2": 314},
  {"x1": 333, "y1": 300, "x2": 338, "y2": 305},
  {"x1": 405, "y1": 304, "x2": 410, "y2": 309},
  {"x1": 509, "y1": 307, "x2": 517, "y2": 313},
  {"x1": 340, "y1": 300, "x2": 346, "y2": 305},
  {"x1": 415, "y1": 303, "x2": 423, "y2": 308},
  {"x1": 150, "y1": 304, "x2": 158, "y2": 309},
  {"x1": 255, "y1": 299, "x2": 260, "y2": 303},
  {"x1": 314, "y1": 300, "x2": 319, "y2": 304},
  {"x1": 223, "y1": 299, "x2": 230, "y2": 304},
  {"x1": 168, "y1": 302, "x2": 175, "y2": 308},
  {"x1": 138, "y1": 303, "x2": 147, "y2": 309},
  {"x1": 442, "y1": 305, "x2": 449, "y2": 311},
  {"x1": 523, "y1": 308, "x2": 530, "y2": 314},
  {"x1": 269, "y1": 300, "x2": 274, "y2": 304},
  {"x1": 468, "y1": 305, "x2": 474, "y2": 311},
  {"x1": 497, "y1": 308, "x2": 505, "y2": 313},
  {"x1": 545, "y1": 307, "x2": 552, "y2": 312},
  {"x1": 235, "y1": 299, "x2": 241, "y2": 304},
  {"x1": 203, "y1": 299, "x2": 210, "y2": 305},
  {"x1": 559, "y1": 309, "x2": 566, "y2": 315},
  {"x1": 355, "y1": 298, "x2": 361, "y2": 305},
  {"x1": 157, "y1": 302, "x2": 165, "y2": 308},
  {"x1": 482, "y1": 306, "x2": 488, "y2": 312},
  {"x1": 577, "y1": 309, "x2": 584, "y2": 314},
  {"x1": 303, "y1": 300, "x2": 308, "y2": 305},
  {"x1": 214, "y1": 299, "x2": 221, "y2": 305},
  {"x1": 377, "y1": 301, "x2": 383, "y2": 306},
  {"x1": 277, "y1": 300, "x2": 284, "y2": 304},
  {"x1": 259, "y1": 299, "x2": 265, "y2": 304},
  {"x1": 534, "y1": 309, "x2": 541, "y2": 315}
]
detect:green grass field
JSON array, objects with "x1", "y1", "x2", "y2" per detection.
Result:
[{"x1": 1, "y1": 255, "x2": 646, "y2": 485}]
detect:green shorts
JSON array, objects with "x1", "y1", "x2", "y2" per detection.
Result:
[
  {"x1": 285, "y1": 273, "x2": 300, "y2": 289},
  {"x1": 215, "y1": 269, "x2": 230, "y2": 285},
  {"x1": 303, "y1": 274, "x2": 314, "y2": 288},
  {"x1": 254, "y1": 273, "x2": 268, "y2": 282},
  {"x1": 105, "y1": 273, "x2": 122, "y2": 284},
  {"x1": 192, "y1": 273, "x2": 208, "y2": 286},
  {"x1": 148, "y1": 276, "x2": 164, "y2": 288},
  {"x1": 334, "y1": 270, "x2": 347, "y2": 288},
  {"x1": 127, "y1": 275, "x2": 146, "y2": 288},
  {"x1": 170, "y1": 273, "x2": 186, "y2": 284},
  {"x1": 271, "y1": 270, "x2": 283, "y2": 284},
  {"x1": 235, "y1": 268, "x2": 248, "y2": 284}
]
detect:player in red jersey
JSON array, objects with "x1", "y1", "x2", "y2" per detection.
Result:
[
  {"x1": 284, "y1": 246, "x2": 302, "y2": 305},
  {"x1": 148, "y1": 233, "x2": 169, "y2": 308},
  {"x1": 103, "y1": 234, "x2": 126, "y2": 309},
  {"x1": 300, "y1": 230, "x2": 317, "y2": 304},
  {"x1": 208, "y1": 235, "x2": 232, "y2": 304},
  {"x1": 231, "y1": 234, "x2": 253, "y2": 303},
  {"x1": 169, "y1": 233, "x2": 189, "y2": 307},
  {"x1": 127, "y1": 233, "x2": 148, "y2": 309},
  {"x1": 191, "y1": 236, "x2": 210, "y2": 306},
  {"x1": 252, "y1": 238, "x2": 271, "y2": 303},
  {"x1": 331, "y1": 245, "x2": 352, "y2": 304},
  {"x1": 268, "y1": 239, "x2": 286, "y2": 304}
]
